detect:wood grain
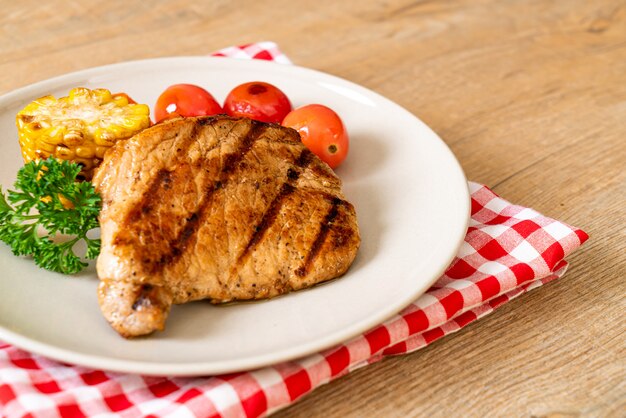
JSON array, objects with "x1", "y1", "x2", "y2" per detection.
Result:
[{"x1": 1, "y1": 0, "x2": 624, "y2": 416}]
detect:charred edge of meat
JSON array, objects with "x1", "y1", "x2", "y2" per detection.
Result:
[
  {"x1": 131, "y1": 284, "x2": 157, "y2": 310},
  {"x1": 195, "y1": 114, "x2": 300, "y2": 139},
  {"x1": 295, "y1": 197, "x2": 343, "y2": 277},
  {"x1": 186, "y1": 119, "x2": 202, "y2": 145},
  {"x1": 197, "y1": 116, "x2": 220, "y2": 126},
  {"x1": 145, "y1": 120, "x2": 268, "y2": 272}
]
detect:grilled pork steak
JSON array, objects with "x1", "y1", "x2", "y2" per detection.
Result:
[{"x1": 92, "y1": 115, "x2": 360, "y2": 337}]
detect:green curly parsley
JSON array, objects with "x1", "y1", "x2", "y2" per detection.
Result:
[{"x1": 0, "y1": 158, "x2": 101, "y2": 274}]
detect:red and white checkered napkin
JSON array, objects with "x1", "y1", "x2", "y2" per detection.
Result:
[{"x1": 0, "y1": 43, "x2": 588, "y2": 418}]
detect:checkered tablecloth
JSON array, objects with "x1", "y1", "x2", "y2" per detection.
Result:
[{"x1": 0, "y1": 43, "x2": 588, "y2": 418}]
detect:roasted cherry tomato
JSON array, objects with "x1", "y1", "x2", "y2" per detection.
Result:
[
  {"x1": 224, "y1": 81, "x2": 292, "y2": 123},
  {"x1": 282, "y1": 104, "x2": 349, "y2": 169},
  {"x1": 155, "y1": 84, "x2": 223, "y2": 123}
]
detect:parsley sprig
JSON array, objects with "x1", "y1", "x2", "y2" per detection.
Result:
[{"x1": 0, "y1": 158, "x2": 101, "y2": 274}]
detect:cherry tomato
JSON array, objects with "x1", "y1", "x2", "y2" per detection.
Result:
[
  {"x1": 155, "y1": 84, "x2": 223, "y2": 123},
  {"x1": 282, "y1": 104, "x2": 349, "y2": 169},
  {"x1": 224, "y1": 82, "x2": 292, "y2": 123}
]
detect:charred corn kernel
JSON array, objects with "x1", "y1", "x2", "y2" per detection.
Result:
[
  {"x1": 64, "y1": 128, "x2": 85, "y2": 146},
  {"x1": 35, "y1": 150, "x2": 51, "y2": 160},
  {"x1": 55, "y1": 146, "x2": 75, "y2": 160},
  {"x1": 16, "y1": 87, "x2": 150, "y2": 180}
]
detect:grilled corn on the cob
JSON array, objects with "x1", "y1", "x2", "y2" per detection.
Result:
[{"x1": 16, "y1": 87, "x2": 150, "y2": 180}]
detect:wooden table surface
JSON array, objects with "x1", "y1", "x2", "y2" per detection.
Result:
[{"x1": 1, "y1": 0, "x2": 624, "y2": 416}]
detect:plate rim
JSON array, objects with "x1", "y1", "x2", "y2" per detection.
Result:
[{"x1": 0, "y1": 56, "x2": 470, "y2": 376}]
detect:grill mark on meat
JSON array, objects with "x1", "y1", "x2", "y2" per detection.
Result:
[
  {"x1": 296, "y1": 148, "x2": 314, "y2": 167},
  {"x1": 236, "y1": 183, "x2": 296, "y2": 266},
  {"x1": 222, "y1": 120, "x2": 266, "y2": 174},
  {"x1": 243, "y1": 150, "x2": 314, "y2": 253},
  {"x1": 148, "y1": 120, "x2": 268, "y2": 272},
  {"x1": 306, "y1": 190, "x2": 349, "y2": 206},
  {"x1": 150, "y1": 211, "x2": 202, "y2": 270},
  {"x1": 126, "y1": 169, "x2": 172, "y2": 224},
  {"x1": 231, "y1": 148, "x2": 315, "y2": 277},
  {"x1": 123, "y1": 121, "x2": 206, "y2": 227},
  {"x1": 295, "y1": 197, "x2": 343, "y2": 277}
]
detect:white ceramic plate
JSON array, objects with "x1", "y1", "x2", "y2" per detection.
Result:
[{"x1": 0, "y1": 57, "x2": 469, "y2": 376}]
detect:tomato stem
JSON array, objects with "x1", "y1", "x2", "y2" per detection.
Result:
[{"x1": 248, "y1": 84, "x2": 268, "y2": 95}]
